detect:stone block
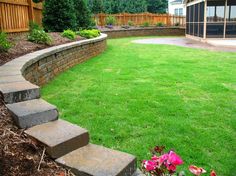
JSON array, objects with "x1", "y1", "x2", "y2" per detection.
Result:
[
  {"x1": 6, "y1": 99, "x2": 58, "y2": 129},
  {"x1": 0, "y1": 81, "x2": 40, "y2": 104},
  {"x1": 56, "y1": 144, "x2": 136, "y2": 176},
  {"x1": 25, "y1": 119, "x2": 89, "y2": 159}
]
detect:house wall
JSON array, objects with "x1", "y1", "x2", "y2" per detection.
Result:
[{"x1": 168, "y1": 0, "x2": 186, "y2": 16}]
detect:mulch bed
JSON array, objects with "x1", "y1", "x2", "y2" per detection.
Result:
[
  {"x1": 0, "y1": 32, "x2": 84, "y2": 66},
  {"x1": 0, "y1": 33, "x2": 83, "y2": 175}
]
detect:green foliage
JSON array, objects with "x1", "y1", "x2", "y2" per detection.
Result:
[
  {"x1": 147, "y1": 0, "x2": 167, "y2": 13},
  {"x1": 142, "y1": 21, "x2": 150, "y2": 27},
  {"x1": 105, "y1": 16, "x2": 116, "y2": 26},
  {"x1": 32, "y1": 0, "x2": 42, "y2": 3},
  {"x1": 29, "y1": 21, "x2": 42, "y2": 32},
  {"x1": 43, "y1": 0, "x2": 77, "y2": 32},
  {"x1": 62, "y1": 29, "x2": 77, "y2": 40},
  {"x1": 74, "y1": 0, "x2": 92, "y2": 29},
  {"x1": 78, "y1": 29, "x2": 100, "y2": 39},
  {"x1": 156, "y1": 22, "x2": 164, "y2": 27},
  {"x1": 91, "y1": 0, "x2": 103, "y2": 14},
  {"x1": 128, "y1": 20, "x2": 134, "y2": 26},
  {"x1": 175, "y1": 22, "x2": 180, "y2": 26},
  {"x1": 87, "y1": 0, "x2": 167, "y2": 14},
  {"x1": 28, "y1": 29, "x2": 52, "y2": 45},
  {"x1": 0, "y1": 32, "x2": 12, "y2": 52}
]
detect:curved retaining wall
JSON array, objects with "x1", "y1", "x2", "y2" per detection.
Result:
[
  {"x1": 0, "y1": 34, "x2": 107, "y2": 88},
  {"x1": 23, "y1": 34, "x2": 107, "y2": 86},
  {"x1": 102, "y1": 27, "x2": 185, "y2": 39}
]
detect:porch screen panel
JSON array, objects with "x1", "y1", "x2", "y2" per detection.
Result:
[
  {"x1": 186, "y1": 1, "x2": 204, "y2": 38},
  {"x1": 226, "y1": 0, "x2": 236, "y2": 38},
  {"x1": 186, "y1": 6, "x2": 190, "y2": 34},
  {"x1": 206, "y1": 1, "x2": 225, "y2": 38}
]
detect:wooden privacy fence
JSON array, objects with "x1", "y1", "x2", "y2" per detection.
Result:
[
  {"x1": 95, "y1": 13, "x2": 186, "y2": 27},
  {"x1": 0, "y1": 0, "x2": 43, "y2": 33}
]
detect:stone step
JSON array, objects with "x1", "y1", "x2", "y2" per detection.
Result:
[
  {"x1": 0, "y1": 81, "x2": 40, "y2": 104},
  {"x1": 25, "y1": 119, "x2": 89, "y2": 159},
  {"x1": 0, "y1": 75, "x2": 26, "y2": 84},
  {"x1": 6, "y1": 99, "x2": 58, "y2": 129},
  {"x1": 56, "y1": 144, "x2": 136, "y2": 176}
]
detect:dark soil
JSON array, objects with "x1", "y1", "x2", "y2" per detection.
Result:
[{"x1": 0, "y1": 32, "x2": 84, "y2": 66}]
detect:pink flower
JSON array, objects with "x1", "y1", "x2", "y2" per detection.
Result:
[
  {"x1": 160, "y1": 151, "x2": 183, "y2": 166},
  {"x1": 168, "y1": 151, "x2": 183, "y2": 165},
  {"x1": 143, "y1": 160, "x2": 157, "y2": 171},
  {"x1": 167, "y1": 164, "x2": 177, "y2": 172},
  {"x1": 189, "y1": 165, "x2": 207, "y2": 175},
  {"x1": 160, "y1": 153, "x2": 169, "y2": 164},
  {"x1": 151, "y1": 155, "x2": 159, "y2": 163},
  {"x1": 210, "y1": 170, "x2": 217, "y2": 176}
]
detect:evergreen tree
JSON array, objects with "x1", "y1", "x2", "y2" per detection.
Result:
[
  {"x1": 74, "y1": 0, "x2": 92, "y2": 28},
  {"x1": 147, "y1": 0, "x2": 167, "y2": 14},
  {"x1": 43, "y1": 0, "x2": 77, "y2": 32},
  {"x1": 91, "y1": 0, "x2": 103, "y2": 14}
]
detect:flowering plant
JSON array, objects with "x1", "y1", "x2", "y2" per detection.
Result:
[
  {"x1": 142, "y1": 146, "x2": 183, "y2": 176},
  {"x1": 142, "y1": 146, "x2": 217, "y2": 176}
]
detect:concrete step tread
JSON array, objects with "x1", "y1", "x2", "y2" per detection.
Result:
[
  {"x1": 56, "y1": 144, "x2": 136, "y2": 176},
  {"x1": 6, "y1": 99, "x2": 58, "y2": 129},
  {"x1": 0, "y1": 81, "x2": 40, "y2": 104},
  {"x1": 25, "y1": 119, "x2": 89, "y2": 159},
  {"x1": 0, "y1": 75, "x2": 25, "y2": 84},
  {"x1": 0, "y1": 81, "x2": 38, "y2": 93},
  {"x1": 6, "y1": 99, "x2": 57, "y2": 116}
]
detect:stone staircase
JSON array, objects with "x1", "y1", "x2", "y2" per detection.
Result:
[
  {"x1": 0, "y1": 75, "x2": 137, "y2": 176},
  {"x1": 0, "y1": 34, "x2": 140, "y2": 175}
]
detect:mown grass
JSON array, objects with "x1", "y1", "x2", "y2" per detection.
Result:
[{"x1": 41, "y1": 37, "x2": 236, "y2": 175}]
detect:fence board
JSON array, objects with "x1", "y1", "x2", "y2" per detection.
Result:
[
  {"x1": 94, "y1": 13, "x2": 185, "y2": 27},
  {"x1": 0, "y1": 0, "x2": 42, "y2": 33}
]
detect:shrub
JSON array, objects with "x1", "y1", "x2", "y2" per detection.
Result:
[
  {"x1": 62, "y1": 29, "x2": 77, "y2": 40},
  {"x1": 73, "y1": 0, "x2": 92, "y2": 29},
  {"x1": 142, "y1": 21, "x2": 150, "y2": 27},
  {"x1": 28, "y1": 29, "x2": 52, "y2": 45},
  {"x1": 29, "y1": 21, "x2": 42, "y2": 32},
  {"x1": 105, "y1": 15, "x2": 116, "y2": 26},
  {"x1": 175, "y1": 22, "x2": 180, "y2": 26},
  {"x1": 78, "y1": 29, "x2": 100, "y2": 39},
  {"x1": 156, "y1": 22, "x2": 164, "y2": 27},
  {"x1": 128, "y1": 20, "x2": 134, "y2": 26},
  {"x1": 43, "y1": 0, "x2": 77, "y2": 32},
  {"x1": 0, "y1": 32, "x2": 12, "y2": 52}
]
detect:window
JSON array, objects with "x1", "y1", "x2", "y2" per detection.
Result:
[
  {"x1": 174, "y1": 8, "x2": 179, "y2": 16},
  {"x1": 174, "y1": 8, "x2": 184, "y2": 16},
  {"x1": 179, "y1": 8, "x2": 183, "y2": 16}
]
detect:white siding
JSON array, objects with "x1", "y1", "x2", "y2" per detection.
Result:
[{"x1": 168, "y1": 0, "x2": 186, "y2": 16}]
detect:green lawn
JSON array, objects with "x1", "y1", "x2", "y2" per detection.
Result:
[{"x1": 41, "y1": 37, "x2": 236, "y2": 175}]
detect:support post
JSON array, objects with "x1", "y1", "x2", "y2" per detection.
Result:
[
  {"x1": 28, "y1": 0, "x2": 34, "y2": 22},
  {"x1": 223, "y1": 0, "x2": 228, "y2": 38},
  {"x1": 203, "y1": 0, "x2": 207, "y2": 39}
]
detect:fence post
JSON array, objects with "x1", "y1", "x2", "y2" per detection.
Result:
[{"x1": 28, "y1": 0, "x2": 34, "y2": 22}]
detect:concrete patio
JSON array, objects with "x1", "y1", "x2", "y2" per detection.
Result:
[{"x1": 133, "y1": 38, "x2": 236, "y2": 52}]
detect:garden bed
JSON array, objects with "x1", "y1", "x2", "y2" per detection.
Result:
[{"x1": 0, "y1": 33, "x2": 84, "y2": 66}]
